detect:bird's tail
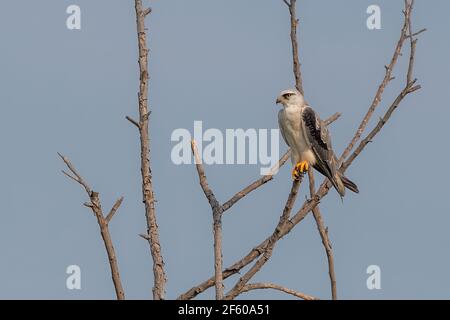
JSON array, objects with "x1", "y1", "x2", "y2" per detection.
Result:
[{"x1": 331, "y1": 172, "x2": 359, "y2": 197}]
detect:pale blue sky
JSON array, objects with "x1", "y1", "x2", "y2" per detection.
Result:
[{"x1": 0, "y1": 0, "x2": 448, "y2": 299}]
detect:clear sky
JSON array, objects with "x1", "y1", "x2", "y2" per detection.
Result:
[{"x1": 0, "y1": 0, "x2": 448, "y2": 299}]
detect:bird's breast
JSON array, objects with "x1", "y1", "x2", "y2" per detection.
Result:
[{"x1": 279, "y1": 107, "x2": 314, "y2": 165}]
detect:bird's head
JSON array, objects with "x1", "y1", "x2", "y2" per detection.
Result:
[{"x1": 276, "y1": 89, "x2": 305, "y2": 108}]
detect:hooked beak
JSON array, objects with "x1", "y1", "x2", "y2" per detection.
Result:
[{"x1": 276, "y1": 97, "x2": 282, "y2": 104}]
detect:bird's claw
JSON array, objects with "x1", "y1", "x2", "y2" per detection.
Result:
[{"x1": 292, "y1": 161, "x2": 309, "y2": 180}]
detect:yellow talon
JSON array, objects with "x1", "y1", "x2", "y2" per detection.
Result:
[{"x1": 292, "y1": 161, "x2": 309, "y2": 180}]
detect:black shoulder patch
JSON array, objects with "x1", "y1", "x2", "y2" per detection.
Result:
[{"x1": 302, "y1": 108, "x2": 328, "y2": 149}]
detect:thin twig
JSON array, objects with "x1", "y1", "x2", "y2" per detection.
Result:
[
  {"x1": 191, "y1": 140, "x2": 224, "y2": 300},
  {"x1": 222, "y1": 151, "x2": 290, "y2": 212},
  {"x1": 59, "y1": 153, "x2": 125, "y2": 300},
  {"x1": 126, "y1": 115, "x2": 140, "y2": 129},
  {"x1": 282, "y1": 0, "x2": 291, "y2": 7},
  {"x1": 134, "y1": 0, "x2": 166, "y2": 300},
  {"x1": 241, "y1": 282, "x2": 318, "y2": 300},
  {"x1": 324, "y1": 112, "x2": 341, "y2": 126},
  {"x1": 106, "y1": 197, "x2": 124, "y2": 224},
  {"x1": 407, "y1": 28, "x2": 426, "y2": 39},
  {"x1": 57, "y1": 153, "x2": 91, "y2": 195}
]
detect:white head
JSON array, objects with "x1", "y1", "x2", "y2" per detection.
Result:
[{"x1": 276, "y1": 88, "x2": 305, "y2": 108}]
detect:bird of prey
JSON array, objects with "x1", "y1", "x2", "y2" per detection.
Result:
[{"x1": 276, "y1": 89, "x2": 359, "y2": 197}]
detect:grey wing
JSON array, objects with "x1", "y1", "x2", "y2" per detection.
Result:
[{"x1": 301, "y1": 106, "x2": 337, "y2": 178}]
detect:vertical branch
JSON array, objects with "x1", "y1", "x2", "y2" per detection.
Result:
[
  {"x1": 308, "y1": 170, "x2": 337, "y2": 300},
  {"x1": 287, "y1": 0, "x2": 337, "y2": 299},
  {"x1": 134, "y1": 0, "x2": 166, "y2": 300},
  {"x1": 58, "y1": 153, "x2": 125, "y2": 300},
  {"x1": 191, "y1": 140, "x2": 224, "y2": 300},
  {"x1": 224, "y1": 178, "x2": 302, "y2": 300},
  {"x1": 284, "y1": 0, "x2": 304, "y2": 94}
]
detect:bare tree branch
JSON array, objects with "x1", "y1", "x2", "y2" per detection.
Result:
[
  {"x1": 308, "y1": 170, "x2": 336, "y2": 300},
  {"x1": 61, "y1": 170, "x2": 82, "y2": 185},
  {"x1": 407, "y1": 28, "x2": 426, "y2": 39},
  {"x1": 342, "y1": 0, "x2": 422, "y2": 171},
  {"x1": 224, "y1": 178, "x2": 302, "y2": 300},
  {"x1": 191, "y1": 140, "x2": 224, "y2": 300},
  {"x1": 406, "y1": 1, "x2": 418, "y2": 85},
  {"x1": 58, "y1": 153, "x2": 91, "y2": 195},
  {"x1": 222, "y1": 151, "x2": 290, "y2": 212},
  {"x1": 106, "y1": 197, "x2": 124, "y2": 224},
  {"x1": 143, "y1": 7, "x2": 152, "y2": 16},
  {"x1": 59, "y1": 153, "x2": 125, "y2": 300},
  {"x1": 285, "y1": 0, "x2": 303, "y2": 94},
  {"x1": 126, "y1": 115, "x2": 140, "y2": 129},
  {"x1": 289, "y1": 0, "x2": 337, "y2": 300},
  {"x1": 339, "y1": 0, "x2": 416, "y2": 163},
  {"x1": 177, "y1": 0, "x2": 423, "y2": 300},
  {"x1": 134, "y1": 0, "x2": 166, "y2": 300},
  {"x1": 241, "y1": 282, "x2": 318, "y2": 300},
  {"x1": 324, "y1": 112, "x2": 341, "y2": 126}
]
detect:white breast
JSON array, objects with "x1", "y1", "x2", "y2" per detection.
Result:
[{"x1": 278, "y1": 106, "x2": 316, "y2": 166}]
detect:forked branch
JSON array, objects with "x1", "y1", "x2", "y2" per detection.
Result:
[
  {"x1": 191, "y1": 140, "x2": 224, "y2": 300},
  {"x1": 58, "y1": 153, "x2": 125, "y2": 300}
]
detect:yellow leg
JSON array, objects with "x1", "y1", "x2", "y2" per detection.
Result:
[{"x1": 292, "y1": 161, "x2": 309, "y2": 180}]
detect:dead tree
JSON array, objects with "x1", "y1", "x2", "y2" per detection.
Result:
[
  {"x1": 127, "y1": 0, "x2": 167, "y2": 300},
  {"x1": 179, "y1": 0, "x2": 424, "y2": 300},
  {"x1": 59, "y1": 0, "x2": 167, "y2": 300},
  {"x1": 59, "y1": 0, "x2": 424, "y2": 300}
]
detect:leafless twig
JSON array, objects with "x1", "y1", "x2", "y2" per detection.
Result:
[
  {"x1": 324, "y1": 112, "x2": 341, "y2": 126},
  {"x1": 106, "y1": 197, "x2": 124, "y2": 224},
  {"x1": 125, "y1": 115, "x2": 140, "y2": 129},
  {"x1": 222, "y1": 151, "x2": 291, "y2": 212},
  {"x1": 58, "y1": 153, "x2": 125, "y2": 300}
]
